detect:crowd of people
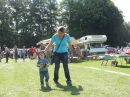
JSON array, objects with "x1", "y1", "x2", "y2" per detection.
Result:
[
  {"x1": 0, "y1": 41, "x2": 78, "y2": 64},
  {"x1": 114, "y1": 45, "x2": 130, "y2": 54},
  {"x1": 0, "y1": 43, "x2": 47, "y2": 63}
]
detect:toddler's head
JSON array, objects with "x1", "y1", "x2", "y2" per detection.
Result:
[{"x1": 39, "y1": 52, "x2": 46, "y2": 59}]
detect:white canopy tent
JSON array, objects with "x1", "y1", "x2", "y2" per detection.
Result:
[
  {"x1": 36, "y1": 37, "x2": 82, "y2": 56},
  {"x1": 36, "y1": 37, "x2": 83, "y2": 46},
  {"x1": 70, "y1": 37, "x2": 83, "y2": 46},
  {"x1": 36, "y1": 38, "x2": 51, "y2": 45}
]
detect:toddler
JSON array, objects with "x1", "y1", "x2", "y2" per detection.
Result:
[{"x1": 36, "y1": 52, "x2": 49, "y2": 87}]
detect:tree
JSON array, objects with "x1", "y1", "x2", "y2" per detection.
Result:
[
  {"x1": 0, "y1": 0, "x2": 58, "y2": 47},
  {"x1": 59, "y1": 0, "x2": 125, "y2": 46}
]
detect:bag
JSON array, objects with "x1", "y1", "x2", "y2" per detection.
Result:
[
  {"x1": 111, "y1": 61, "x2": 118, "y2": 67},
  {"x1": 50, "y1": 53, "x2": 54, "y2": 65}
]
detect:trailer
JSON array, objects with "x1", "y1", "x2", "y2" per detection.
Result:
[{"x1": 78, "y1": 35, "x2": 107, "y2": 58}]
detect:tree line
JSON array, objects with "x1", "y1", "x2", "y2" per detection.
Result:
[{"x1": 0, "y1": 0, "x2": 130, "y2": 49}]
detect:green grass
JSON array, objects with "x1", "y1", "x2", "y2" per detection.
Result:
[{"x1": 0, "y1": 58, "x2": 130, "y2": 97}]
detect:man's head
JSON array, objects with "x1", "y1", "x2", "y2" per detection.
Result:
[
  {"x1": 14, "y1": 45, "x2": 17, "y2": 48},
  {"x1": 57, "y1": 26, "x2": 65, "y2": 33},
  {"x1": 57, "y1": 26, "x2": 66, "y2": 37},
  {"x1": 3, "y1": 45, "x2": 6, "y2": 48}
]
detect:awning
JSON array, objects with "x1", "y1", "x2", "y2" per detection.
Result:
[
  {"x1": 37, "y1": 38, "x2": 51, "y2": 45},
  {"x1": 37, "y1": 37, "x2": 83, "y2": 46},
  {"x1": 70, "y1": 37, "x2": 83, "y2": 46}
]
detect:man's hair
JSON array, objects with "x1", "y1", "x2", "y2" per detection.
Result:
[
  {"x1": 3, "y1": 45, "x2": 6, "y2": 47},
  {"x1": 57, "y1": 26, "x2": 65, "y2": 33}
]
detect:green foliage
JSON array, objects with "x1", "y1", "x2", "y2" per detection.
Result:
[{"x1": 0, "y1": 0, "x2": 58, "y2": 48}]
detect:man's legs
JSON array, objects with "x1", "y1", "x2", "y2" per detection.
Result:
[
  {"x1": 0, "y1": 54, "x2": 1, "y2": 62},
  {"x1": 23, "y1": 53, "x2": 25, "y2": 61},
  {"x1": 61, "y1": 52, "x2": 72, "y2": 86},
  {"x1": 53, "y1": 53, "x2": 60, "y2": 83},
  {"x1": 6, "y1": 54, "x2": 8, "y2": 63}
]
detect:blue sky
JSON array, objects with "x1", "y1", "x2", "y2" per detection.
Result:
[{"x1": 57, "y1": 0, "x2": 130, "y2": 22}]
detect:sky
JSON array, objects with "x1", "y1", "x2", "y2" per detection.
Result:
[
  {"x1": 57, "y1": 0, "x2": 130, "y2": 22},
  {"x1": 111, "y1": 0, "x2": 130, "y2": 22}
]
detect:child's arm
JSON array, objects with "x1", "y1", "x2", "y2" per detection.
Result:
[{"x1": 36, "y1": 60, "x2": 43, "y2": 67}]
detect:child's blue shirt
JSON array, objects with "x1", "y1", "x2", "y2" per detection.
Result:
[{"x1": 36, "y1": 58, "x2": 49, "y2": 71}]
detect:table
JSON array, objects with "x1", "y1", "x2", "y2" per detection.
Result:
[
  {"x1": 70, "y1": 57, "x2": 79, "y2": 62},
  {"x1": 87, "y1": 56, "x2": 93, "y2": 60},
  {"x1": 119, "y1": 53, "x2": 130, "y2": 65},
  {"x1": 103, "y1": 53, "x2": 130, "y2": 65},
  {"x1": 103, "y1": 54, "x2": 119, "y2": 60},
  {"x1": 92, "y1": 55, "x2": 97, "y2": 60},
  {"x1": 102, "y1": 54, "x2": 119, "y2": 66}
]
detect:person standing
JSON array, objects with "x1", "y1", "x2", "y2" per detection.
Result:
[
  {"x1": 29, "y1": 46, "x2": 34, "y2": 59},
  {"x1": 33, "y1": 47, "x2": 37, "y2": 59},
  {"x1": 3, "y1": 45, "x2": 10, "y2": 63},
  {"x1": 39, "y1": 43, "x2": 45, "y2": 50},
  {"x1": 0, "y1": 47, "x2": 2, "y2": 62},
  {"x1": 44, "y1": 26, "x2": 73, "y2": 86},
  {"x1": 38, "y1": 43, "x2": 45, "y2": 59},
  {"x1": 13, "y1": 45, "x2": 18, "y2": 62},
  {"x1": 21, "y1": 46, "x2": 26, "y2": 62},
  {"x1": 36, "y1": 52, "x2": 49, "y2": 87}
]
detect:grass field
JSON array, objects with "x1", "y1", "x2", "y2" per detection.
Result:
[{"x1": 0, "y1": 58, "x2": 130, "y2": 97}]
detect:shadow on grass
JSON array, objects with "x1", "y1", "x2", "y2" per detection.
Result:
[
  {"x1": 40, "y1": 85, "x2": 53, "y2": 92},
  {"x1": 116, "y1": 65, "x2": 130, "y2": 68},
  {"x1": 55, "y1": 83, "x2": 83, "y2": 95}
]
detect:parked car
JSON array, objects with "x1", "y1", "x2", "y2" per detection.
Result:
[{"x1": 106, "y1": 47, "x2": 115, "y2": 54}]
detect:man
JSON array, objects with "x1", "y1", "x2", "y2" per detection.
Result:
[
  {"x1": 38, "y1": 43, "x2": 45, "y2": 59},
  {"x1": 0, "y1": 47, "x2": 2, "y2": 62},
  {"x1": 39, "y1": 43, "x2": 45, "y2": 50},
  {"x1": 29, "y1": 46, "x2": 34, "y2": 59},
  {"x1": 3, "y1": 45, "x2": 10, "y2": 63}
]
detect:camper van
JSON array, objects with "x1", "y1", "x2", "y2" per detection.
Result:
[{"x1": 78, "y1": 35, "x2": 107, "y2": 58}]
